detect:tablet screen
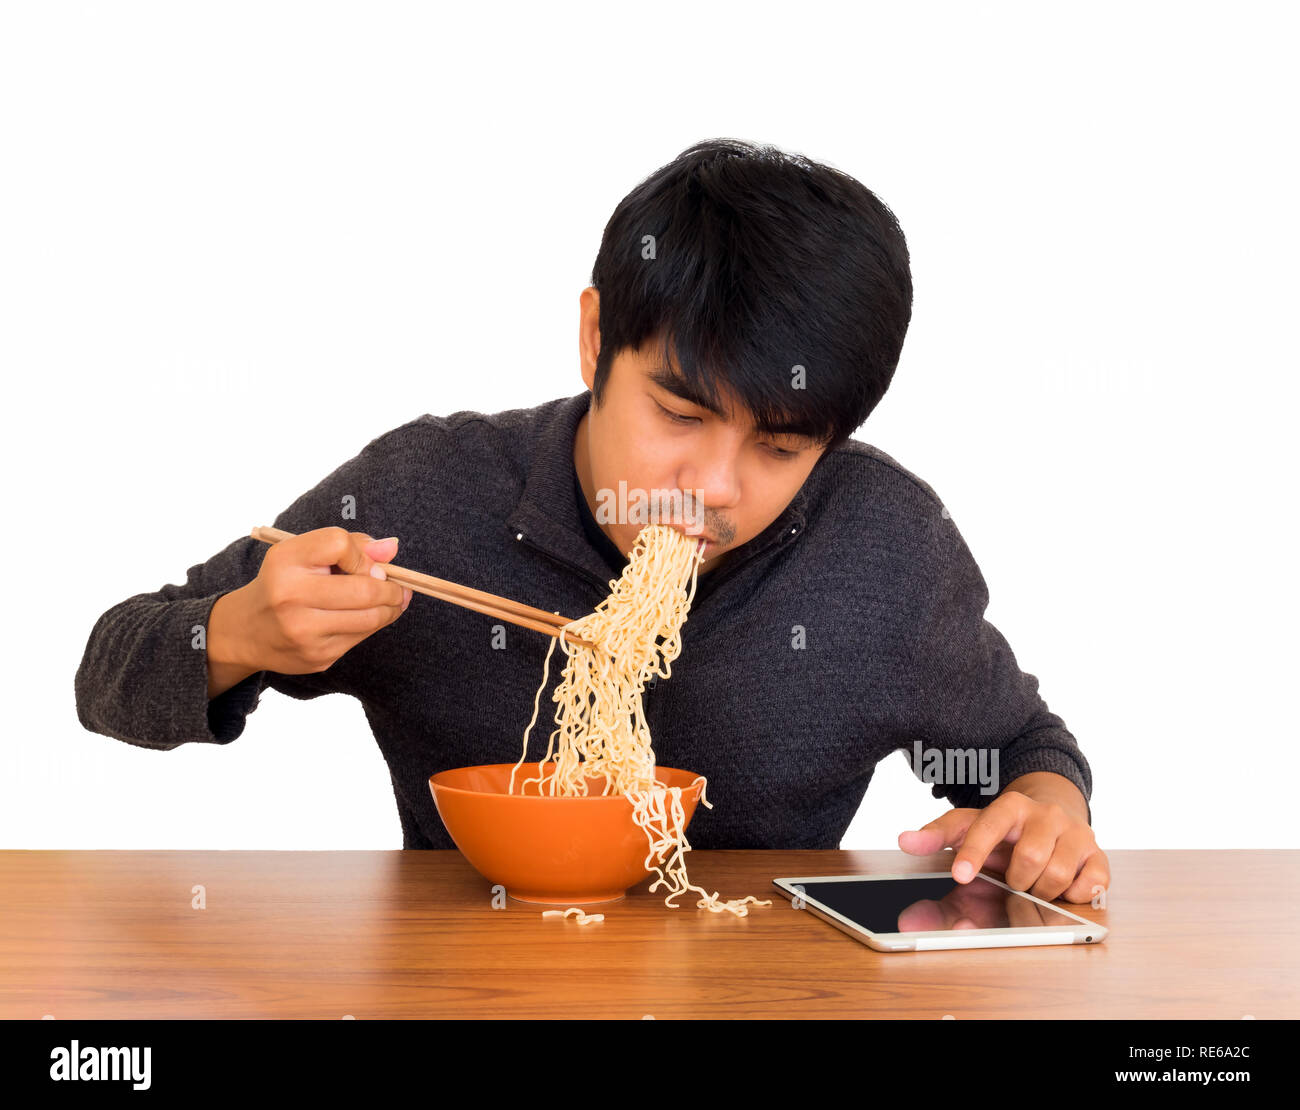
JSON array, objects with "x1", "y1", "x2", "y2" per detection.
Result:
[{"x1": 794, "y1": 876, "x2": 1082, "y2": 934}]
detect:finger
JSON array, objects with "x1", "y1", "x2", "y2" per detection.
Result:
[
  {"x1": 977, "y1": 842, "x2": 1015, "y2": 878},
  {"x1": 1002, "y1": 805, "x2": 1070, "y2": 892},
  {"x1": 287, "y1": 526, "x2": 360, "y2": 573},
  {"x1": 1062, "y1": 847, "x2": 1111, "y2": 906},
  {"x1": 898, "y1": 809, "x2": 977, "y2": 856},
  {"x1": 363, "y1": 537, "x2": 400, "y2": 573},
  {"x1": 355, "y1": 535, "x2": 399, "y2": 579},
  {"x1": 297, "y1": 571, "x2": 407, "y2": 611},
  {"x1": 327, "y1": 532, "x2": 396, "y2": 578},
  {"x1": 328, "y1": 532, "x2": 373, "y2": 576},
  {"x1": 951, "y1": 797, "x2": 1028, "y2": 883},
  {"x1": 286, "y1": 592, "x2": 407, "y2": 642},
  {"x1": 1026, "y1": 826, "x2": 1096, "y2": 903},
  {"x1": 318, "y1": 599, "x2": 408, "y2": 639}
]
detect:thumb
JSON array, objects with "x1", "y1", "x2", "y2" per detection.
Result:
[
  {"x1": 364, "y1": 536, "x2": 399, "y2": 563},
  {"x1": 898, "y1": 828, "x2": 948, "y2": 855},
  {"x1": 898, "y1": 809, "x2": 976, "y2": 855}
]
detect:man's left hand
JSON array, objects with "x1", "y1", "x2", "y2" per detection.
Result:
[{"x1": 898, "y1": 789, "x2": 1110, "y2": 904}]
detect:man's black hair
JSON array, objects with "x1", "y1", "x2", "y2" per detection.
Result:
[{"x1": 590, "y1": 138, "x2": 913, "y2": 453}]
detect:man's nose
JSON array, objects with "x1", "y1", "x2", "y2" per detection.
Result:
[{"x1": 680, "y1": 440, "x2": 742, "y2": 510}]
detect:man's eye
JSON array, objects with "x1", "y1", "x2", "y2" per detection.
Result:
[
  {"x1": 656, "y1": 402, "x2": 699, "y2": 425},
  {"x1": 655, "y1": 399, "x2": 801, "y2": 457}
]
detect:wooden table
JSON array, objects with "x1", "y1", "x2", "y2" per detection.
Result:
[{"x1": 1, "y1": 849, "x2": 1294, "y2": 1019}]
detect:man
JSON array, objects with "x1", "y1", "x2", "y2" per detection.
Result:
[{"x1": 75, "y1": 138, "x2": 1109, "y2": 905}]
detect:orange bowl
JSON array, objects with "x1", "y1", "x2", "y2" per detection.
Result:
[{"x1": 428, "y1": 763, "x2": 705, "y2": 904}]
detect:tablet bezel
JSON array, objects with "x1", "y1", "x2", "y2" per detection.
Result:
[{"x1": 770, "y1": 872, "x2": 1108, "y2": 952}]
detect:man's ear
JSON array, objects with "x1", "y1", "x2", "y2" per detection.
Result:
[{"x1": 579, "y1": 286, "x2": 600, "y2": 392}]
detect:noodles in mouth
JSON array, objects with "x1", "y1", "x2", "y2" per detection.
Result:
[{"x1": 509, "y1": 523, "x2": 771, "y2": 917}]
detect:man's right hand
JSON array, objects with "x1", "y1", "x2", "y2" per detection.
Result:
[{"x1": 207, "y1": 527, "x2": 412, "y2": 698}]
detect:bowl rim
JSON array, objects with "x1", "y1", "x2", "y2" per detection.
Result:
[{"x1": 428, "y1": 762, "x2": 705, "y2": 801}]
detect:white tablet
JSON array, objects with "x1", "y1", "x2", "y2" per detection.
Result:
[{"x1": 771, "y1": 872, "x2": 1108, "y2": 951}]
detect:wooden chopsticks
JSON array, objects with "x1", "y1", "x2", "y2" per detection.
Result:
[{"x1": 249, "y1": 526, "x2": 597, "y2": 651}]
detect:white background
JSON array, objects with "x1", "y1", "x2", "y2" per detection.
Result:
[{"x1": 2, "y1": 1, "x2": 1295, "y2": 851}]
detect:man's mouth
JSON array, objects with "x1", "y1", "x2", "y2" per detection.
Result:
[{"x1": 669, "y1": 524, "x2": 718, "y2": 546}]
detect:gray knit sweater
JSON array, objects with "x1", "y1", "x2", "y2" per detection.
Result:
[{"x1": 74, "y1": 391, "x2": 1092, "y2": 848}]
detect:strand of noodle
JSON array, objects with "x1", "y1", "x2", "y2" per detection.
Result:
[{"x1": 509, "y1": 629, "x2": 560, "y2": 796}]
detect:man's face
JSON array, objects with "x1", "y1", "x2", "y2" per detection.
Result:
[{"x1": 574, "y1": 290, "x2": 826, "y2": 573}]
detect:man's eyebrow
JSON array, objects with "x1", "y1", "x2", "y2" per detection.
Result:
[
  {"x1": 647, "y1": 365, "x2": 727, "y2": 417},
  {"x1": 763, "y1": 425, "x2": 823, "y2": 446},
  {"x1": 647, "y1": 364, "x2": 824, "y2": 447}
]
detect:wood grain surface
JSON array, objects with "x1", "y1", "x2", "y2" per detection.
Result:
[{"x1": 1, "y1": 849, "x2": 1294, "y2": 1019}]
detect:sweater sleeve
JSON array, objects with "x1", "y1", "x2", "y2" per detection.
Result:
[
  {"x1": 74, "y1": 424, "x2": 406, "y2": 752},
  {"x1": 901, "y1": 508, "x2": 1094, "y2": 824}
]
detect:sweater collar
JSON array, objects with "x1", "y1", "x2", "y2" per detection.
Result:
[{"x1": 506, "y1": 391, "x2": 808, "y2": 594}]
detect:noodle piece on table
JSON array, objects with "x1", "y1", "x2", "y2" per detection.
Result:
[{"x1": 542, "y1": 907, "x2": 605, "y2": 924}]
